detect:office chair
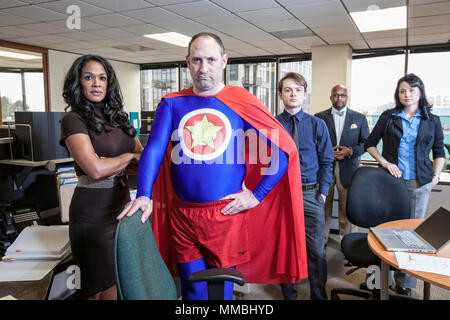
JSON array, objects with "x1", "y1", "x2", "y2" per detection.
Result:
[
  {"x1": 330, "y1": 166, "x2": 414, "y2": 300},
  {"x1": 114, "y1": 210, "x2": 245, "y2": 300}
]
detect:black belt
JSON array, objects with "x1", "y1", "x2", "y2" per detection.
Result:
[{"x1": 302, "y1": 183, "x2": 317, "y2": 191}]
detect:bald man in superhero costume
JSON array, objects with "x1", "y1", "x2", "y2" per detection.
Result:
[{"x1": 118, "y1": 32, "x2": 308, "y2": 300}]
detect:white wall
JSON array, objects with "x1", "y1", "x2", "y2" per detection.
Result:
[
  {"x1": 47, "y1": 50, "x2": 140, "y2": 113},
  {"x1": 310, "y1": 44, "x2": 352, "y2": 114}
]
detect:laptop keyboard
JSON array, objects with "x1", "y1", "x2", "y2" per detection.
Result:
[{"x1": 393, "y1": 230, "x2": 427, "y2": 248}]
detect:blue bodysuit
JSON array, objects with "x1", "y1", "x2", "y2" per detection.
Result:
[
  {"x1": 137, "y1": 94, "x2": 288, "y2": 203},
  {"x1": 136, "y1": 90, "x2": 289, "y2": 300}
]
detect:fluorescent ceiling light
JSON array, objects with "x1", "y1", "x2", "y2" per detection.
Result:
[
  {"x1": 0, "y1": 50, "x2": 39, "y2": 60},
  {"x1": 351, "y1": 6, "x2": 406, "y2": 33},
  {"x1": 143, "y1": 32, "x2": 191, "y2": 47}
]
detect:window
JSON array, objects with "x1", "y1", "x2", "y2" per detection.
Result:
[
  {"x1": 351, "y1": 54, "x2": 405, "y2": 160},
  {"x1": 141, "y1": 68, "x2": 179, "y2": 110},
  {"x1": 1, "y1": 73, "x2": 23, "y2": 122},
  {"x1": 142, "y1": 88, "x2": 149, "y2": 110},
  {"x1": 181, "y1": 67, "x2": 192, "y2": 89},
  {"x1": 228, "y1": 64, "x2": 238, "y2": 81},
  {"x1": 226, "y1": 62, "x2": 276, "y2": 114},
  {"x1": 0, "y1": 45, "x2": 46, "y2": 123},
  {"x1": 409, "y1": 51, "x2": 450, "y2": 162},
  {"x1": 140, "y1": 57, "x2": 311, "y2": 116}
]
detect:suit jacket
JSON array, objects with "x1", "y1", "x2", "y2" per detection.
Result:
[
  {"x1": 364, "y1": 108, "x2": 445, "y2": 187},
  {"x1": 315, "y1": 108, "x2": 369, "y2": 188}
]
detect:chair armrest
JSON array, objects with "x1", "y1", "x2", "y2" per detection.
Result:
[{"x1": 188, "y1": 268, "x2": 245, "y2": 286}]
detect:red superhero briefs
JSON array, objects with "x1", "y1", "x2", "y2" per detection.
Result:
[{"x1": 170, "y1": 196, "x2": 250, "y2": 268}]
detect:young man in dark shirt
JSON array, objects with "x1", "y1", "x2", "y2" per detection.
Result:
[{"x1": 276, "y1": 72, "x2": 333, "y2": 300}]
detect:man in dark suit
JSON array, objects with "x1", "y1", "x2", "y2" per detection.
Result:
[{"x1": 315, "y1": 85, "x2": 369, "y2": 244}]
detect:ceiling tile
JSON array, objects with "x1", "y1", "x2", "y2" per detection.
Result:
[
  {"x1": 300, "y1": 14, "x2": 353, "y2": 28},
  {"x1": 18, "y1": 1, "x2": 57, "y2": 3},
  {"x1": 120, "y1": 7, "x2": 182, "y2": 23},
  {"x1": 362, "y1": 29, "x2": 406, "y2": 39},
  {"x1": 148, "y1": 0, "x2": 199, "y2": 5},
  {"x1": 409, "y1": 14, "x2": 450, "y2": 27},
  {"x1": 265, "y1": 45, "x2": 300, "y2": 55},
  {"x1": 409, "y1": 1, "x2": 450, "y2": 17},
  {"x1": 343, "y1": 0, "x2": 405, "y2": 12},
  {"x1": 148, "y1": 18, "x2": 204, "y2": 32},
  {"x1": 0, "y1": 11, "x2": 38, "y2": 26},
  {"x1": 256, "y1": 38, "x2": 292, "y2": 47},
  {"x1": 84, "y1": 13, "x2": 143, "y2": 27},
  {"x1": 288, "y1": 36, "x2": 327, "y2": 46},
  {"x1": 61, "y1": 41, "x2": 103, "y2": 50},
  {"x1": 277, "y1": 0, "x2": 327, "y2": 6},
  {"x1": 237, "y1": 7, "x2": 293, "y2": 23},
  {"x1": 237, "y1": 47, "x2": 272, "y2": 56},
  {"x1": 90, "y1": 28, "x2": 136, "y2": 39},
  {"x1": 0, "y1": 25, "x2": 43, "y2": 38},
  {"x1": 38, "y1": 0, "x2": 112, "y2": 16},
  {"x1": 286, "y1": 0, "x2": 346, "y2": 18},
  {"x1": 2, "y1": 4, "x2": 66, "y2": 21},
  {"x1": 0, "y1": 0, "x2": 27, "y2": 9},
  {"x1": 81, "y1": 0, "x2": 155, "y2": 12},
  {"x1": 19, "y1": 21, "x2": 69, "y2": 33},
  {"x1": 347, "y1": 39, "x2": 369, "y2": 50},
  {"x1": 49, "y1": 18, "x2": 107, "y2": 31},
  {"x1": 409, "y1": 32, "x2": 450, "y2": 45},
  {"x1": 409, "y1": 0, "x2": 447, "y2": 4},
  {"x1": 13, "y1": 34, "x2": 74, "y2": 45},
  {"x1": 367, "y1": 37, "x2": 406, "y2": 47},
  {"x1": 255, "y1": 19, "x2": 307, "y2": 33},
  {"x1": 409, "y1": 24, "x2": 450, "y2": 36},
  {"x1": 121, "y1": 24, "x2": 166, "y2": 36},
  {"x1": 209, "y1": 0, "x2": 278, "y2": 12},
  {"x1": 322, "y1": 33, "x2": 364, "y2": 43},
  {"x1": 193, "y1": 13, "x2": 248, "y2": 28},
  {"x1": 164, "y1": 1, "x2": 228, "y2": 18},
  {"x1": 312, "y1": 24, "x2": 359, "y2": 36},
  {"x1": 59, "y1": 31, "x2": 105, "y2": 41}
]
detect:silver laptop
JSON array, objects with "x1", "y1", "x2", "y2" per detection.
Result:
[{"x1": 370, "y1": 207, "x2": 450, "y2": 253}]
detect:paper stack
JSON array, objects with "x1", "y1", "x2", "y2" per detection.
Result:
[
  {"x1": 57, "y1": 167, "x2": 78, "y2": 187},
  {"x1": 0, "y1": 225, "x2": 71, "y2": 282},
  {"x1": 56, "y1": 167, "x2": 77, "y2": 223}
]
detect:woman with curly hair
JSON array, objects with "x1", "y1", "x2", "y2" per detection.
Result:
[
  {"x1": 365, "y1": 73, "x2": 445, "y2": 295},
  {"x1": 60, "y1": 55, "x2": 142, "y2": 300}
]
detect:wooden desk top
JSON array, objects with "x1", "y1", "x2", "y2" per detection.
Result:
[
  {"x1": 0, "y1": 158, "x2": 73, "y2": 167},
  {"x1": 368, "y1": 219, "x2": 450, "y2": 290}
]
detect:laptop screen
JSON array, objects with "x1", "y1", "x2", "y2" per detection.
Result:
[{"x1": 415, "y1": 207, "x2": 450, "y2": 250}]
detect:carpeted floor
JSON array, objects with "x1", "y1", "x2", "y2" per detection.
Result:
[
  {"x1": 237, "y1": 233, "x2": 450, "y2": 300},
  {"x1": 236, "y1": 184, "x2": 450, "y2": 300}
]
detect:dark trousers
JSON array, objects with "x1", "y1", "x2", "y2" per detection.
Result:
[{"x1": 281, "y1": 189, "x2": 328, "y2": 300}]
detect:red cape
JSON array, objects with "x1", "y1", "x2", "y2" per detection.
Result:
[{"x1": 151, "y1": 86, "x2": 307, "y2": 283}]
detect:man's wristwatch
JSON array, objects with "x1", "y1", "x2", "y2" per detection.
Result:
[{"x1": 433, "y1": 174, "x2": 440, "y2": 182}]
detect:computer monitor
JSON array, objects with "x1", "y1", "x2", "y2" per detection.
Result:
[{"x1": 14, "y1": 112, "x2": 69, "y2": 162}]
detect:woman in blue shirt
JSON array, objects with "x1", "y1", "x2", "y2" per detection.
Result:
[{"x1": 365, "y1": 73, "x2": 445, "y2": 295}]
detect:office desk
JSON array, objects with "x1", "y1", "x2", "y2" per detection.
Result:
[
  {"x1": 0, "y1": 158, "x2": 73, "y2": 188},
  {"x1": 368, "y1": 219, "x2": 450, "y2": 300},
  {"x1": 0, "y1": 255, "x2": 72, "y2": 300},
  {"x1": 0, "y1": 270, "x2": 53, "y2": 300}
]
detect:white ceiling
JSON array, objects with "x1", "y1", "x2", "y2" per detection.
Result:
[{"x1": 0, "y1": 0, "x2": 449, "y2": 64}]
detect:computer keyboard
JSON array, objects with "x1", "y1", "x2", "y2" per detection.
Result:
[{"x1": 393, "y1": 230, "x2": 427, "y2": 248}]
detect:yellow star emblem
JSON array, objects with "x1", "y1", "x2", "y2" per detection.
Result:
[{"x1": 186, "y1": 115, "x2": 223, "y2": 149}]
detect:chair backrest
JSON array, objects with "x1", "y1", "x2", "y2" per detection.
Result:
[
  {"x1": 346, "y1": 166, "x2": 411, "y2": 228},
  {"x1": 114, "y1": 210, "x2": 178, "y2": 300}
]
